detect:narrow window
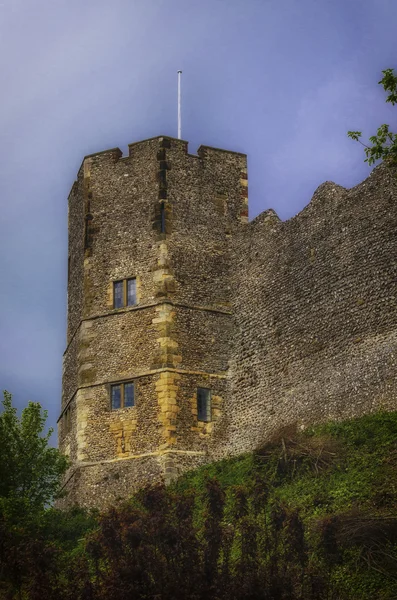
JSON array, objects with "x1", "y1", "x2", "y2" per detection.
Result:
[
  {"x1": 111, "y1": 382, "x2": 135, "y2": 410},
  {"x1": 127, "y1": 278, "x2": 137, "y2": 306},
  {"x1": 113, "y1": 278, "x2": 137, "y2": 308},
  {"x1": 160, "y1": 202, "x2": 166, "y2": 234},
  {"x1": 113, "y1": 281, "x2": 124, "y2": 309},
  {"x1": 197, "y1": 388, "x2": 211, "y2": 422},
  {"x1": 63, "y1": 407, "x2": 71, "y2": 434},
  {"x1": 124, "y1": 382, "x2": 135, "y2": 407},
  {"x1": 111, "y1": 384, "x2": 122, "y2": 409}
]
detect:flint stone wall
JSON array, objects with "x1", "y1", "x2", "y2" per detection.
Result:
[
  {"x1": 59, "y1": 132, "x2": 397, "y2": 510},
  {"x1": 59, "y1": 136, "x2": 247, "y2": 509},
  {"x1": 228, "y1": 163, "x2": 397, "y2": 454}
]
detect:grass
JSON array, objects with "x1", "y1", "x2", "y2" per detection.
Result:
[
  {"x1": 169, "y1": 411, "x2": 397, "y2": 598},
  {"x1": 172, "y1": 411, "x2": 397, "y2": 517}
]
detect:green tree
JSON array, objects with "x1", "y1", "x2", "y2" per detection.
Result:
[
  {"x1": 0, "y1": 390, "x2": 68, "y2": 523},
  {"x1": 348, "y1": 68, "x2": 397, "y2": 165}
]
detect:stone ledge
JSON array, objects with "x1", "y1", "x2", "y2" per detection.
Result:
[
  {"x1": 64, "y1": 300, "x2": 232, "y2": 356},
  {"x1": 59, "y1": 367, "x2": 228, "y2": 421}
]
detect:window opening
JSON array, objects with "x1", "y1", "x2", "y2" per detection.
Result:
[
  {"x1": 63, "y1": 406, "x2": 72, "y2": 434},
  {"x1": 124, "y1": 382, "x2": 135, "y2": 407},
  {"x1": 111, "y1": 384, "x2": 122, "y2": 409},
  {"x1": 197, "y1": 388, "x2": 211, "y2": 422},
  {"x1": 111, "y1": 382, "x2": 135, "y2": 410},
  {"x1": 113, "y1": 281, "x2": 124, "y2": 309},
  {"x1": 127, "y1": 278, "x2": 137, "y2": 306},
  {"x1": 160, "y1": 202, "x2": 166, "y2": 234},
  {"x1": 113, "y1": 278, "x2": 137, "y2": 309}
]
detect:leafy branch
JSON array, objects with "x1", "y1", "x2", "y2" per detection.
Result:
[{"x1": 348, "y1": 68, "x2": 397, "y2": 165}]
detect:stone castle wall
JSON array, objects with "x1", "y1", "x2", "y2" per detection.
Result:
[
  {"x1": 228, "y1": 163, "x2": 397, "y2": 455},
  {"x1": 59, "y1": 136, "x2": 247, "y2": 508},
  {"x1": 59, "y1": 133, "x2": 397, "y2": 509}
]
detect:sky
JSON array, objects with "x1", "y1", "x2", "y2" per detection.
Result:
[{"x1": 0, "y1": 0, "x2": 396, "y2": 439}]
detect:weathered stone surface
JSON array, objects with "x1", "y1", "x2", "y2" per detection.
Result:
[
  {"x1": 58, "y1": 135, "x2": 397, "y2": 509},
  {"x1": 228, "y1": 163, "x2": 397, "y2": 455},
  {"x1": 59, "y1": 137, "x2": 244, "y2": 508}
]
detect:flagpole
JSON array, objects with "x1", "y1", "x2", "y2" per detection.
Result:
[{"x1": 177, "y1": 70, "x2": 182, "y2": 139}]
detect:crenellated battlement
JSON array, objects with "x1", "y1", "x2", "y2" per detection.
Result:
[
  {"x1": 59, "y1": 135, "x2": 397, "y2": 510},
  {"x1": 59, "y1": 135, "x2": 249, "y2": 507},
  {"x1": 228, "y1": 161, "x2": 397, "y2": 456},
  {"x1": 76, "y1": 136, "x2": 246, "y2": 169}
]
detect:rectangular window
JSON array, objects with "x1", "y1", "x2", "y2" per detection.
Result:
[
  {"x1": 127, "y1": 278, "x2": 137, "y2": 306},
  {"x1": 197, "y1": 388, "x2": 211, "y2": 422},
  {"x1": 111, "y1": 382, "x2": 135, "y2": 410},
  {"x1": 113, "y1": 281, "x2": 124, "y2": 309},
  {"x1": 160, "y1": 202, "x2": 166, "y2": 234},
  {"x1": 63, "y1": 406, "x2": 72, "y2": 434},
  {"x1": 124, "y1": 382, "x2": 135, "y2": 407},
  {"x1": 111, "y1": 384, "x2": 122, "y2": 409},
  {"x1": 113, "y1": 278, "x2": 137, "y2": 309}
]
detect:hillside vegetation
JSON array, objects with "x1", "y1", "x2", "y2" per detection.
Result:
[{"x1": 1, "y1": 411, "x2": 397, "y2": 599}]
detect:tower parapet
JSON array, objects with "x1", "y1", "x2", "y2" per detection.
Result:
[
  {"x1": 59, "y1": 135, "x2": 397, "y2": 509},
  {"x1": 59, "y1": 136, "x2": 247, "y2": 507}
]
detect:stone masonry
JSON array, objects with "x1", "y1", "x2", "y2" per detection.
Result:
[
  {"x1": 58, "y1": 135, "x2": 397, "y2": 509},
  {"x1": 228, "y1": 162, "x2": 397, "y2": 455},
  {"x1": 59, "y1": 136, "x2": 247, "y2": 508}
]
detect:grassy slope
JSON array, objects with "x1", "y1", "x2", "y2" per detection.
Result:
[
  {"x1": 171, "y1": 411, "x2": 397, "y2": 598},
  {"x1": 173, "y1": 412, "x2": 397, "y2": 514},
  {"x1": 40, "y1": 412, "x2": 397, "y2": 599}
]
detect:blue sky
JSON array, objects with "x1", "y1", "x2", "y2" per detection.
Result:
[{"x1": 0, "y1": 0, "x2": 396, "y2": 437}]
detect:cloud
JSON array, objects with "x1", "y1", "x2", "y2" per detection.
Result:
[{"x1": 1, "y1": 0, "x2": 397, "y2": 434}]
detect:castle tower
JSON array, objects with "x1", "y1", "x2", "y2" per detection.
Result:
[{"x1": 59, "y1": 136, "x2": 248, "y2": 507}]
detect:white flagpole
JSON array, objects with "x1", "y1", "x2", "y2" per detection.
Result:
[{"x1": 177, "y1": 70, "x2": 182, "y2": 139}]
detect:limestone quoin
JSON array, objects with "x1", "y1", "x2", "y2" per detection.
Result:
[{"x1": 58, "y1": 135, "x2": 397, "y2": 508}]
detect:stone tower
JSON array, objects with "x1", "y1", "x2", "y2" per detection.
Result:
[{"x1": 59, "y1": 136, "x2": 248, "y2": 507}]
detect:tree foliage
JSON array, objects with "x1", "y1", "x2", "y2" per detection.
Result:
[
  {"x1": 0, "y1": 391, "x2": 68, "y2": 521},
  {"x1": 348, "y1": 68, "x2": 397, "y2": 165},
  {"x1": 1, "y1": 398, "x2": 396, "y2": 599}
]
